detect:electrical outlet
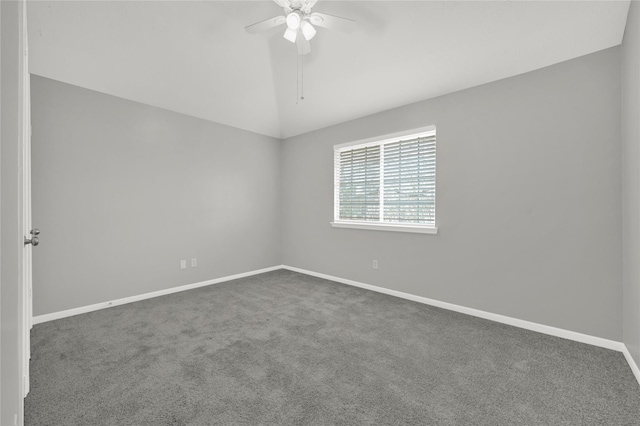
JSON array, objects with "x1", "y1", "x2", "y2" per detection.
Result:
[
  {"x1": 373, "y1": 260, "x2": 379, "y2": 270},
  {"x1": 191, "y1": 258, "x2": 197, "y2": 267},
  {"x1": 180, "y1": 260, "x2": 187, "y2": 270}
]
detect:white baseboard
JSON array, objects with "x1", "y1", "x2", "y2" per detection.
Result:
[
  {"x1": 32, "y1": 265, "x2": 283, "y2": 325},
  {"x1": 282, "y1": 265, "x2": 625, "y2": 352},
  {"x1": 622, "y1": 345, "x2": 640, "y2": 385}
]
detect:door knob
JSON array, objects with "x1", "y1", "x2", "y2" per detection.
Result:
[
  {"x1": 24, "y1": 236, "x2": 39, "y2": 246},
  {"x1": 25, "y1": 229, "x2": 40, "y2": 246}
]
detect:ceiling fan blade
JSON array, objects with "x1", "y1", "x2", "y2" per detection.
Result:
[
  {"x1": 245, "y1": 16, "x2": 286, "y2": 34},
  {"x1": 302, "y1": 0, "x2": 319, "y2": 13},
  {"x1": 309, "y1": 12, "x2": 356, "y2": 33},
  {"x1": 273, "y1": 0, "x2": 293, "y2": 13},
  {"x1": 296, "y1": 34, "x2": 311, "y2": 56}
]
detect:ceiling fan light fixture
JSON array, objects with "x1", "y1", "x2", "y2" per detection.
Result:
[
  {"x1": 301, "y1": 20, "x2": 317, "y2": 41},
  {"x1": 286, "y1": 11, "x2": 302, "y2": 30},
  {"x1": 283, "y1": 27, "x2": 297, "y2": 43}
]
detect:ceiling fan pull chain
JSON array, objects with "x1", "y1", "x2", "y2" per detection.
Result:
[{"x1": 296, "y1": 51, "x2": 305, "y2": 103}]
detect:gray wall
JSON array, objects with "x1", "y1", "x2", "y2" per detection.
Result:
[
  {"x1": 623, "y1": 1, "x2": 640, "y2": 370},
  {"x1": 31, "y1": 76, "x2": 281, "y2": 316},
  {"x1": 281, "y1": 47, "x2": 622, "y2": 341},
  {"x1": 1, "y1": 1, "x2": 24, "y2": 424},
  {"x1": 31, "y1": 41, "x2": 628, "y2": 343}
]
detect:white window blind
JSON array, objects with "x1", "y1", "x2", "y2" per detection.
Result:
[
  {"x1": 337, "y1": 144, "x2": 380, "y2": 221},
  {"x1": 333, "y1": 127, "x2": 436, "y2": 231},
  {"x1": 383, "y1": 135, "x2": 436, "y2": 224}
]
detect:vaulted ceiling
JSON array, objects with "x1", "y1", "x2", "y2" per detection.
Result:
[{"x1": 28, "y1": 1, "x2": 630, "y2": 139}]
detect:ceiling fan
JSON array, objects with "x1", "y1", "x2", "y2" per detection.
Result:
[{"x1": 245, "y1": 0, "x2": 356, "y2": 55}]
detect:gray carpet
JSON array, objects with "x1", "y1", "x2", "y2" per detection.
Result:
[{"x1": 25, "y1": 270, "x2": 640, "y2": 425}]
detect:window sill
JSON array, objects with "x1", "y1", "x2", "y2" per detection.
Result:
[{"x1": 330, "y1": 221, "x2": 438, "y2": 234}]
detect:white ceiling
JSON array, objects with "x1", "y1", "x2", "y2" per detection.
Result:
[{"x1": 28, "y1": 1, "x2": 631, "y2": 139}]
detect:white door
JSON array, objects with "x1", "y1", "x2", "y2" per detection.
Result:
[{"x1": 20, "y1": 0, "x2": 33, "y2": 400}]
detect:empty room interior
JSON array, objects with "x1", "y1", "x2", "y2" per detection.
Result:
[{"x1": 2, "y1": 0, "x2": 640, "y2": 424}]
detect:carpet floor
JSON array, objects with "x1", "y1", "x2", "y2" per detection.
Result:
[{"x1": 25, "y1": 270, "x2": 640, "y2": 425}]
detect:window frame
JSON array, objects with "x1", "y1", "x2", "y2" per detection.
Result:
[{"x1": 331, "y1": 126, "x2": 438, "y2": 235}]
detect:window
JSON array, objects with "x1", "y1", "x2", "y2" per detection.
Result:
[{"x1": 331, "y1": 126, "x2": 437, "y2": 234}]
